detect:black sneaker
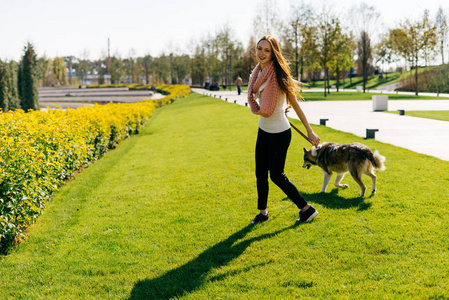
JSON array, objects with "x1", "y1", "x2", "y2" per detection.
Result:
[
  {"x1": 296, "y1": 206, "x2": 318, "y2": 223},
  {"x1": 252, "y1": 212, "x2": 269, "y2": 224}
]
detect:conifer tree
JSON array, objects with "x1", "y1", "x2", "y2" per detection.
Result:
[
  {"x1": 18, "y1": 42, "x2": 40, "y2": 111},
  {"x1": 0, "y1": 59, "x2": 10, "y2": 112},
  {"x1": 7, "y1": 61, "x2": 21, "y2": 110}
]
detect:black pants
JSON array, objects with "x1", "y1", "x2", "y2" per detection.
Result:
[{"x1": 255, "y1": 128, "x2": 308, "y2": 210}]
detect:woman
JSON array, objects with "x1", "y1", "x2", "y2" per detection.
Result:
[{"x1": 248, "y1": 35, "x2": 320, "y2": 224}]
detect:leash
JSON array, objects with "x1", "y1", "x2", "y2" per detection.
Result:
[
  {"x1": 285, "y1": 106, "x2": 312, "y2": 145},
  {"x1": 289, "y1": 121, "x2": 312, "y2": 145}
]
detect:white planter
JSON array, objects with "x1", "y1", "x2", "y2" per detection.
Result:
[{"x1": 372, "y1": 95, "x2": 388, "y2": 111}]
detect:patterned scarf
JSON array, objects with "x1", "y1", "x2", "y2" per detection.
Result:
[{"x1": 247, "y1": 61, "x2": 279, "y2": 118}]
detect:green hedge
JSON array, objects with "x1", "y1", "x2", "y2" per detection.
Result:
[{"x1": 0, "y1": 85, "x2": 190, "y2": 254}]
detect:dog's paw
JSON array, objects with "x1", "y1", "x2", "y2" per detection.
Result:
[
  {"x1": 340, "y1": 184, "x2": 349, "y2": 189},
  {"x1": 372, "y1": 189, "x2": 376, "y2": 194}
]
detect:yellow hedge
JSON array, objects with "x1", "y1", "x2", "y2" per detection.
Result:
[{"x1": 0, "y1": 85, "x2": 190, "y2": 253}]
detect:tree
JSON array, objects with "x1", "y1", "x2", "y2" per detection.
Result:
[
  {"x1": 285, "y1": 1, "x2": 315, "y2": 81},
  {"x1": 36, "y1": 56, "x2": 56, "y2": 87},
  {"x1": 6, "y1": 61, "x2": 20, "y2": 110},
  {"x1": 350, "y1": 2, "x2": 380, "y2": 93},
  {"x1": 389, "y1": 28, "x2": 411, "y2": 72},
  {"x1": 374, "y1": 34, "x2": 395, "y2": 79},
  {"x1": 76, "y1": 50, "x2": 91, "y2": 86},
  {"x1": 252, "y1": 0, "x2": 283, "y2": 39},
  {"x1": 190, "y1": 44, "x2": 207, "y2": 85},
  {"x1": 139, "y1": 54, "x2": 153, "y2": 84},
  {"x1": 202, "y1": 34, "x2": 215, "y2": 83},
  {"x1": 329, "y1": 31, "x2": 354, "y2": 91},
  {"x1": 0, "y1": 59, "x2": 10, "y2": 112},
  {"x1": 52, "y1": 57, "x2": 67, "y2": 85},
  {"x1": 110, "y1": 56, "x2": 125, "y2": 84},
  {"x1": 392, "y1": 11, "x2": 438, "y2": 95},
  {"x1": 153, "y1": 54, "x2": 170, "y2": 84},
  {"x1": 18, "y1": 42, "x2": 40, "y2": 111},
  {"x1": 64, "y1": 56, "x2": 76, "y2": 85},
  {"x1": 435, "y1": 7, "x2": 448, "y2": 64},
  {"x1": 315, "y1": 7, "x2": 341, "y2": 96},
  {"x1": 94, "y1": 58, "x2": 107, "y2": 85},
  {"x1": 357, "y1": 31, "x2": 373, "y2": 92},
  {"x1": 213, "y1": 23, "x2": 243, "y2": 87},
  {"x1": 240, "y1": 37, "x2": 258, "y2": 82},
  {"x1": 300, "y1": 23, "x2": 320, "y2": 86},
  {"x1": 125, "y1": 49, "x2": 137, "y2": 83},
  {"x1": 169, "y1": 54, "x2": 190, "y2": 84}
]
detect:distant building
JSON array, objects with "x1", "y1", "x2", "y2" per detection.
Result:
[{"x1": 82, "y1": 74, "x2": 112, "y2": 85}]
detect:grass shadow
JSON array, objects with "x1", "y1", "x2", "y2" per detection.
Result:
[
  {"x1": 128, "y1": 223, "x2": 297, "y2": 299},
  {"x1": 302, "y1": 189, "x2": 372, "y2": 211}
]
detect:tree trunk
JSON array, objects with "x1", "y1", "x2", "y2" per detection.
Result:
[
  {"x1": 295, "y1": 29, "x2": 299, "y2": 80},
  {"x1": 415, "y1": 57, "x2": 419, "y2": 96},
  {"x1": 336, "y1": 63, "x2": 340, "y2": 92},
  {"x1": 323, "y1": 66, "x2": 327, "y2": 97},
  {"x1": 362, "y1": 67, "x2": 366, "y2": 93}
]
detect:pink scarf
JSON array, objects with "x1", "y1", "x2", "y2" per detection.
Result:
[{"x1": 247, "y1": 61, "x2": 279, "y2": 118}]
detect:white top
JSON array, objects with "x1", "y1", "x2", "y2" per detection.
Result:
[{"x1": 254, "y1": 78, "x2": 290, "y2": 133}]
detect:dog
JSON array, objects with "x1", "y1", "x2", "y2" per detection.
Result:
[{"x1": 302, "y1": 142, "x2": 386, "y2": 197}]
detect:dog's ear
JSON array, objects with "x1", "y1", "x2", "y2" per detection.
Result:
[{"x1": 303, "y1": 148, "x2": 307, "y2": 154}]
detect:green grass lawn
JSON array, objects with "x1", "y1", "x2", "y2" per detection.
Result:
[
  {"x1": 308, "y1": 73, "x2": 398, "y2": 90},
  {"x1": 225, "y1": 69, "x2": 421, "y2": 93},
  {"x1": 385, "y1": 110, "x2": 449, "y2": 122},
  {"x1": 1, "y1": 93, "x2": 449, "y2": 299},
  {"x1": 308, "y1": 70, "x2": 422, "y2": 91},
  {"x1": 299, "y1": 92, "x2": 449, "y2": 101},
  {"x1": 217, "y1": 70, "x2": 418, "y2": 94}
]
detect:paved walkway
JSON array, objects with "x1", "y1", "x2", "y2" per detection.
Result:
[{"x1": 192, "y1": 88, "x2": 449, "y2": 161}]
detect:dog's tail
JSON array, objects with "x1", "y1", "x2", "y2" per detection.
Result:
[{"x1": 372, "y1": 150, "x2": 386, "y2": 171}]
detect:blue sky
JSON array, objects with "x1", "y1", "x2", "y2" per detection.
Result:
[{"x1": 0, "y1": 0, "x2": 446, "y2": 61}]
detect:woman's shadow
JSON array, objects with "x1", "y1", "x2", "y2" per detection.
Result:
[
  {"x1": 300, "y1": 190, "x2": 373, "y2": 211},
  {"x1": 128, "y1": 223, "x2": 297, "y2": 300}
]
